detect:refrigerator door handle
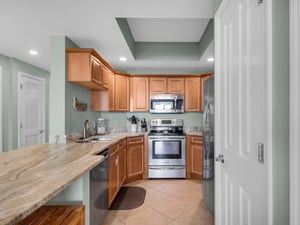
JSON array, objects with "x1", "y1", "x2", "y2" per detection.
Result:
[{"x1": 215, "y1": 153, "x2": 224, "y2": 163}]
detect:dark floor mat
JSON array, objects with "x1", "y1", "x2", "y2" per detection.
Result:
[{"x1": 109, "y1": 186, "x2": 146, "y2": 210}]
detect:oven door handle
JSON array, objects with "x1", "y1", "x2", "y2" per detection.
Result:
[
  {"x1": 148, "y1": 166, "x2": 186, "y2": 170},
  {"x1": 148, "y1": 136, "x2": 186, "y2": 140}
]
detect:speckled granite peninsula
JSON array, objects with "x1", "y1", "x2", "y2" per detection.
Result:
[{"x1": 0, "y1": 132, "x2": 145, "y2": 225}]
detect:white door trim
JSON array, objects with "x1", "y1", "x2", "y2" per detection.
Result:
[
  {"x1": 265, "y1": 0, "x2": 273, "y2": 224},
  {"x1": 290, "y1": 0, "x2": 300, "y2": 224},
  {"x1": 18, "y1": 72, "x2": 46, "y2": 148}
]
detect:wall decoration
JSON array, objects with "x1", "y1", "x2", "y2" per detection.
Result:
[{"x1": 72, "y1": 96, "x2": 87, "y2": 111}]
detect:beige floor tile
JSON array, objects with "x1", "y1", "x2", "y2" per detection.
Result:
[
  {"x1": 105, "y1": 179, "x2": 214, "y2": 225},
  {"x1": 103, "y1": 212, "x2": 125, "y2": 225},
  {"x1": 123, "y1": 206, "x2": 172, "y2": 225},
  {"x1": 143, "y1": 187, "x2": 171, "y2": 206},
  {"x1": 170, "y1": 205, "x2": 214, "y2": 225},
  {"x1": 109, "y1": 203, "x2": 150, "y2": 221},
  {"x1": 152, "y1": 196, "x2": 194, "y2": 220}
]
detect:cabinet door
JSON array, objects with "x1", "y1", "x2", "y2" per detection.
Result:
[
  {"x1": 190, "y1": 137, "x2": 203, "y2": 179},
  {"x1": 149, "y1": 77, "x2": 167, "y2": 94},
  {"x1": 91, "y1": 56, "x2": 102, "y2": 84},
  {"x1": 114, "y1": 74, "x2": 129, "y2": 111},
  {"x1": 130, "y1": 77, "x2": 149, "y2": 111},
  {"x1": 168, "y1": 78, "x2": 184, "y2": 94},
  {"x1": 108, "y1": 146, "x2": 119, "y2": 206},
  {"x1": 119, "y1": 143, "x2": 126, "y2": 186},
  {"x1": 127, "y1": 137, "x2": 144, "y2": 181},
  {"x1": 108, "y1": 70, "x2": 115, "y2": 111},
  {"x1": 101, "y1": 66, "x2": 109, "y2": 88},
  {"x1": 185, "y1": 77, "x2": 201, "y2": 112}
]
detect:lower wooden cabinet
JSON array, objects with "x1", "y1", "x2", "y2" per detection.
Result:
[
  {"x1": 119, "y1": 139, "x2": 127, "y2": 186},
  {"x1": 108, "y1": 136, "x2": 144, "y2": 206},
  {"x1": 108, "y1": 142, "x2": 119, "y2": 206},
  {"x1": 186, "y1": 135, "x2": 203, "y2": 180},
  {"x1": 126, "y1": 136, "x2": 144, "y2": 183}
]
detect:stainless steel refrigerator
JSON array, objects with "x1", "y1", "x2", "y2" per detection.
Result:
[{"x1": 202, "y1": 75, "x2": 214, "y2": 215}]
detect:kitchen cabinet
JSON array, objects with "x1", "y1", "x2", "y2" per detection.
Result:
[
  {"x1": 185, "y1": 77, "x2": 201, "y2": 112},
  {"x1": 108, "y1": 138, "x2": 127, "y2": 207},
  {"x1": 126, "y1": 136, "x2": 144, "y2": 183},
  {"x1": 90, "y1": 71, "x2": 127, "y2": 112},
  {"x1": 149, "y1": 77, "x2": 184, "y2": 95},
  {"x1": 130, "y1": 77, "x2": 149, "y2": 112},
  {"x1": 186, "y1": 135, "x2": 203, "y2": 180},
  {"x1": 118, "y1": 139, "x2": 127, "y2": 186},
  {"x1": 108, "y1": 142, "x2": 119, "y2": 206},
  {"x1": 114, "y1": 74, "x2": 130, "y2": 111},
  {"x1": 66, "y1": 48, "x2": 108, "y2": 90},
  {"x1": 108, "y1": 70, "x2": 115, "y2": 111},
  {"x1": 167, "y1": 78, "x2": 185, "y2": 94}
]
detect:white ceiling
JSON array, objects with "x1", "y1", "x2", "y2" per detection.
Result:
[
  {"x1": 127, "y1": 18, "x2": 210, "y2": 42},
  {"x1": 0, "y1": 0, "x2": 215, "y2": 74}
]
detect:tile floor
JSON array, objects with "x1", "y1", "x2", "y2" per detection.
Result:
[{"x1": 103, "y1": 179, "x2": 214, "y2": 225}]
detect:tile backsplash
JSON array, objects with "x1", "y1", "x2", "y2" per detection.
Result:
[{"x1": 100, "y1": 112, "x2": 203, "y2": 132}]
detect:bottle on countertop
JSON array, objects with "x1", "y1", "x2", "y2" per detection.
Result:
[{"x1": 141, "y1": 118, "x2": 147, "y2": 132}]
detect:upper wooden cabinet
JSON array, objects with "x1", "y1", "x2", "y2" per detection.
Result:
[
  {"x1": 114, "y1": 74, "x2": 130, "y2": 112},
  {"x1": 185, "y1": 77, "x2": 201, "y2": 112},
  {"x1": 66, "y1": 48, "x2": 108, "y2": 90},
  {"x1": 130, "y1": 77, "x2": 149, "y2": 112},
  {"x1": 149, "y1": 77, "x2": 184, "y2": 95},
  {"x1": 168, "y1": 78, "x2": 185, "y2": 94},
  {"x1": 108, "y1": 70, "x2": 115, "y2": 111}
]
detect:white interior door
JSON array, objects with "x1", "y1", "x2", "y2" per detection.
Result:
[
  {"x1": 18, "y1": 73, "x2": 46, "y2": 148},
  {"x1": 215, "y1": 0, "x2": 266, "y2": 224}
]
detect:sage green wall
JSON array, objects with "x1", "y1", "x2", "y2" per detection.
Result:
[
  {"x1": 49, "y1": 36, "x2": 100, "y2": 137},
  {"x1": 272, "y1": 0, "x2": 289, "y2": 224},
  {"x1": 0, "y1": 54, "x2": 50, "y2": 151},
  {"x1": 100, "y1": 112, "x2": 203, "y2": 132}
]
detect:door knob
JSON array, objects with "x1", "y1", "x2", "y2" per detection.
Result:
[{"x1": 215, "y1": 153, "x2": 224, "y2": 163}]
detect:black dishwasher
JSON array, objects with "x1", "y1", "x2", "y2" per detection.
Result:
[{"x1": 90, "y1": 149, "x2": 109, "y2": 225}]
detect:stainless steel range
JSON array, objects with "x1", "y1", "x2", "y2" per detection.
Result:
[{"x1": 148, "y1": 119, "x2": 186, "y2": 178}]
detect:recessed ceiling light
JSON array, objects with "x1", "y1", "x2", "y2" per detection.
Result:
[
  {"x1": 120, "y1": 57, "x2": 127, "y2": 62},
  {"x1": 207, "y1": 57, "x2": 214, "y2": 62},
  {"x1": 29, "y1": 50, "x2": 38, "y2": 55}
]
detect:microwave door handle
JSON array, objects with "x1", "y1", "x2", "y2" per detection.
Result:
[{"x1": 174, "y1": 97, "x2": 177, "y2": 111}]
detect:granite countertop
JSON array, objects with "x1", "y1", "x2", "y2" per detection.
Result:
[
  {"x1": 185, "y1": 131, "x2": 203, "y2": 136},
  {"x1": 0, "y1": 132, "x2": 145, "y2": 225}
]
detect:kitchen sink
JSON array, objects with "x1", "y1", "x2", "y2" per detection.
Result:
[
  {"x1": 76, "y1": 135, "x2": 117, "y2": 143},
  {"x1": 89, "y1": 136, "x2": 117, "y2": 142}
]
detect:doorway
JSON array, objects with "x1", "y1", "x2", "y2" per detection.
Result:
[{"x1": 18, "y1": 72, "x2": 46, "y2": 148}]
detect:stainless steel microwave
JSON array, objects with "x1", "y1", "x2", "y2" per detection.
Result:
[{"x1": 150, "y1": 94, "x2": 184, "y2": 113}]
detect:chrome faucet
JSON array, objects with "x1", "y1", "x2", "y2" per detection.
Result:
[{"x1": 83, "y1": 119, "x2": 90, "y2": 139}]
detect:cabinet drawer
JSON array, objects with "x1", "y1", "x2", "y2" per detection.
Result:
[
  {"x1": 127, "y1": 136, "x2": 144, "y2": 145},
  {"x1": 191, "y1": 136, "x2": 203, "y2": 144}
]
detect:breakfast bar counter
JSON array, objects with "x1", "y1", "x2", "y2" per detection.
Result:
[{"x1": 0, "y1": 132, "x2": 145, "y2": 225}]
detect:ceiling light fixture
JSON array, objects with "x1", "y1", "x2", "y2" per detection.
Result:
[
  {"x1": 120, "y1": 57, "x2": 127, "y2": 62},
  {"x1": 207, "y1": 57, "x2": 214, "y2": 62},
  {"x1": 29, "y1": 50, "x2": 38, "y2": 55}
]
